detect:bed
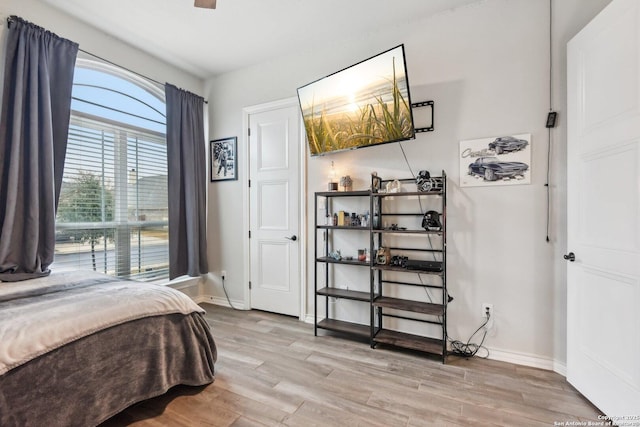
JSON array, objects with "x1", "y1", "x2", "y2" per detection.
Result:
[{"x1": 0, "y1": 271, "x2": 217, "y2": 427}]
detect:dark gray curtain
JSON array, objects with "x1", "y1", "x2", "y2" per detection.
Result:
[
  {"x1": 0, "y1": 17, "x2": 78, "y2": 282},
  {"x1": 165, "y1": 84, "x2": 208, "y2": 279}
]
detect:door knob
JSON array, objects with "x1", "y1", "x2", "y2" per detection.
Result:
[
  {"x1": 563, "y1": 252, "x2": 575, "y2": 262},
  {"x1": 285, "y1": 235, "x2": 297, "y2": 241}
]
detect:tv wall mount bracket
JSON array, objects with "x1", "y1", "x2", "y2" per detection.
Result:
[{"x1": 412, "y1": 100, "x2": 434, "y2": 133}]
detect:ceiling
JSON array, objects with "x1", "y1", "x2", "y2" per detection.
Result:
[{"x1": 39, "y1": 0, "x2": 480, "y2": 79}]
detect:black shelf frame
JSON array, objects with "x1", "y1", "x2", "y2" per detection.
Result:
[
  {"x1": 317, "y1": 225, "x2": 370, "y2": 231},
  {"x1": 316, "y1": 257, "x2": 369, "y2": 267},
  {"x1": 373, "y1": 329, "x2": 444, "y2": 355},
  {"x1": 314, "y1": 190, "x2": 372, "y2": 338},
  {"x1": 314, "y1": 172, "x2": 449, "y2": 363},
  {"x1": 317, "y1": 318, "x2": 370, "y2": 338},
  {"x1": 317, "y1": 287, "x2": 370, "y2": 302},
  {"x1": 315, "y1": 190, "x2": 371, "y2": 198},
  {"x1": 372, "y1": 229, "x2": 444, "y2": 235},
  {"x1": 373, "y1": 296, "x2": 444, "y2": 316},
  {"x1": 371, "y1": 265, "x2": 443, "y2": 275},
  {"x1": 370, "y1": 171, "x2": 448, "y2": 363},
  {"x1": 380, "y1": 312, "x2": 444, "y2": 327},
  {"x1": 380, "y1": 278, "x2": 444, "y2": 290}
]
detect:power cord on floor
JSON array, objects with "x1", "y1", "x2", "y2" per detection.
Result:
[
  {"x1": 221, "y1": 275, "x2": 241, "y2": 310},
  {"x1": 448, "y1": 312, "x2": 490, "y2": 359}
]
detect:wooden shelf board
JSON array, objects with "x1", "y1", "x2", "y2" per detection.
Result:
[
  {"x1": 317, "y1": 257, "x2": 369, "y2": 267},
  {"x1": 317, "y1": 287, "x2": 370, "y2": 302},
  {"x1": 373, "y1": 296, "x2": 444, "y2": 316},
  {"x1": 372, "y1": 265, "x2": 443, "y2": 274},
  {"x1": 317, "y1": 225, "x2": 370, "y2": 231},
  {"x1": 371, "y1": 229, "x2": 442, "y2": 235},
  {"x1": 381, "y1": 279, "x2": 444, "y2": 289},
  {"x1": 372, "y1": 190, "x2": 443, "y2": 197},
  {"x1": 317, "y1": 319, "x2": 370, "y2": 337},
  {"x1": 316, "y1": 190, "x2": 371, "y2": 197},
  {"x1": 374, "y1": 329, "x2": 444, "y2": 355},
  {"x1": 315, "y1": 179, "x2": 447, "y2": 362}
]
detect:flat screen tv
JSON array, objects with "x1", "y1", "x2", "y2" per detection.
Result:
[{"x1": 297, "y1": 45, "x2": 415, "y2": 156}]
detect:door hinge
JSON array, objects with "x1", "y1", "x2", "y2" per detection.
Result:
[
  {"x1": 249, "y1": 281, "x2": 252, "y2": 290},
  {"x1": 248, "y1": 128, "x2": 251, "y2": 136},
  {"x1": 249, "y1": 230, "x2": 251, "y2": 238},
  {"x1": 248, "y1": 179, "x2": 251, "y2": 188}
]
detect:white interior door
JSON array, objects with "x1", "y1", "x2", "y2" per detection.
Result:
[
  {"x1": 248, "y1": 104, "x2": 301, "y2": 317},
  {"x1": 567, "y1": 0, "x2": 640, "y2": 415}
]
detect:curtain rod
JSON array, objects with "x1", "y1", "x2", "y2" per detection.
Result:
[
  {"x1": 5, "y1": 16, "x2": 208, "y2": 104},
  {"x1": 79, "y1": 48, "x2": 209, "y2": 104}
]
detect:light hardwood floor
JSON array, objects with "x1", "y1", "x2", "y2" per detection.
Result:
[{"x1": 102, "y1": 304, "x2": 602, "y2": 426}]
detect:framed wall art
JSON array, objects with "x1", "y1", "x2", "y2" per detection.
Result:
[
  {"x1": 210, "y1": 136, "x2": 237, "y2": 182},
  {"x1": 459, "y1": 133, "x2": 531, "y2": 188}
]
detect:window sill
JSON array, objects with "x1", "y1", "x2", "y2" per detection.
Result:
[{"x1": 151, "y1": 275, "x2": 201, "y2": 290}]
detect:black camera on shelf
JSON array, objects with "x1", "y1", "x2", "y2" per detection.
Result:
[{"x1": 390, "y1": 255, "x2": 409, "y2": 268}]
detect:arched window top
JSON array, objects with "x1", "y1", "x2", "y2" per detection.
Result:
[
  {"x1": 57, "y1": 58, "x2": 169, "y2": 281},
  {"x1": 72, "y1": 58, "x2": 166, "y2": 134}
]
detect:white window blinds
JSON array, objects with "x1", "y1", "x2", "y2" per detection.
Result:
[{"x1": 54, "y1": 114, "x2": 169, "y2": 281}]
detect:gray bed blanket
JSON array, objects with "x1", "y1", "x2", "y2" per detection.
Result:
[
  {"x1": 0, "y1": 271, "x2": 206, "y2": 374},
  {"x1": 0, "y1": 271, "x2": 217, "y2": 427}
]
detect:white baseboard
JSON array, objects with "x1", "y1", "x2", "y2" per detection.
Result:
[
  {"x1": 484, "y1": 346, "x2": 566, "y2": 376},
  {"x1": 553, "y1": 360, "x2": 567, "y2": 376},
  {"x1": 303, "y1": 313, "x2": 566, "y2": 376},
  {"x1": 209, "y1": 296, "x2": 568, "y2": 376},
  {"x1": 193, "y1": 295, "x2": 209, "y2": 304},
  {"x1": 197, "y1": 294, "x2": 248, "y2": 310}
]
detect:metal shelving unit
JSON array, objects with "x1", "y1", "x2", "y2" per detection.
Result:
[
  {"x1": 370, "y1": 171, "x2": 448, "y2": 362},
  {"x1": 314, "y1": 190, "x2": 372, "y2": 340},
  {"x1": 313, "y1": 172, "x2": 450, "y2": 363}
]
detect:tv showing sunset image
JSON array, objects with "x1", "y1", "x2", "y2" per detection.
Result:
[{"x1": 297, "y1": 45, "x2": 415, "y2": 156}]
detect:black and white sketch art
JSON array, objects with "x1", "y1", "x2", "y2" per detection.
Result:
[{"x1": 459, "y1": 133, "x2": 531, "y2": 187}]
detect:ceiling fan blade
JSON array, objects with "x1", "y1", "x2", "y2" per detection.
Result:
[{"x1": 194, "y1": 0, "x2": 216, "y2": 9}]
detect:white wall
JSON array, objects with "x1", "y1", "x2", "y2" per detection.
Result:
[
  {"x1": 0, "y1": 0, "x2": 206, "y2": 295},
  {"x1": 0, "y1": 0, "x2": 203, "y2": 96},
  {"x1": 205, "y1": 0, "x2": 611, "y2": 370}
]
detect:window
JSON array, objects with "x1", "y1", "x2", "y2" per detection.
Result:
[{"x1": 54, "y1": 59, "x2": 169, "y2": 281}]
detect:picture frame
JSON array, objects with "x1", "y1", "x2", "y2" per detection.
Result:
[
  {"x1": 210, "y1": 137, "x2": 237, "y2": 181},
  {"x1": 459, "y1": 133, "x2": 531, "y2": 188}
]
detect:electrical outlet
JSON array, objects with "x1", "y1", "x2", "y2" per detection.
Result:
[
  {"x1": 482, "y1": 303, "x2": 493, "y2": 318},
  {"x1": 221, "y1": 270, "x2": 227, "y2": 280}
]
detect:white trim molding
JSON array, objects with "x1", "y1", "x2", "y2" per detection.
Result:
[
  {"x1": 196, "y1": 294, "x2": 248, "y2": 310},
  {"x1": 483, "y1": 346, "x2": 565, "y2": 375},
  {"x1": 300, "y1": 313, "x2": 568, "y2": 376},
  {"x1": 241, "y1": 97, "x2": 307, "y2": 322}
]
